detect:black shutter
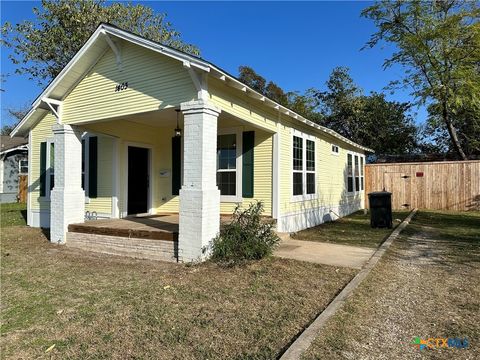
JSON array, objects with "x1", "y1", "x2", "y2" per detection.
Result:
[
  {"x1": 172, "y1": 137, "x2": 181, "y2": 195},
  {"x1": 242, "y1": 131, "x2": 254, "y2": 198},
  {"x1": 88, "y1": 136, "x2": 98, "y2": 198},
  {"x1": 40, "y1": 142, "x2": 47, "y2": 197}
]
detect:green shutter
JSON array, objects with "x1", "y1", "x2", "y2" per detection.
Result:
[
  {"x1": 172, "y1": 137, "x2": 181, "y2": 195},
  {"x1": 88, "y1": 136, "x2": 98, "y2": 198},
  {"x1": 39, "y1": 142, "x2": 47, "y2": 197},
  {"x1": 242, "y1": 131, "x2": 254, "y2": 198}
]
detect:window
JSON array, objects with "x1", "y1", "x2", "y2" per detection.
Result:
[
  {"x1": 82, "y1": 139, "x2": 86, "y2": 190},
  {"x1": 331, "y1": 144, "x2": 339, "y2": 154},
  {"x1": 360, "y1": 157, "x2": 364, "y2": 190},
  {"x1": 306, "y1": 140, "x2": 315, "y2": 194},
  {"x1": 292, "y1": 134, "x2": 316, "y2": 199},
  {"x1": 49, "y1": 143, "x2": 55, "y2": 191},
  {"x1": 347, "y1": 154, "x2": 353, "y2": 192},
  {"x1": 346, "y1": 153, "x2": 365, "y2": 193},
  {"x1": 354, "y1": 155, "x2": 360, "y2": 191},
  {"x1": 293, "y1": 136, "x2": 303, "y2": 196},
  {"x1": 19, "y1": 160, "x2": 28, "y2": 175},
  {"x1": 217, "y1": 134, "x2": 237, "y2": 196}
]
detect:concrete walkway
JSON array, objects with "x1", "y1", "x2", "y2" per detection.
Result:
[{"x1": 274, "y1": 234, "x2": 376, "y2": 269}]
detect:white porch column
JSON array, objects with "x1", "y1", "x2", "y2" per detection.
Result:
[
  {"x1": 50, "y1": 124, "x2": 85, "y2": 244},
  {"x1": 179, "y1": 100, "x2": 221, "y2": 261}
]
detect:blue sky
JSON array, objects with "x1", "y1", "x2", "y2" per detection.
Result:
[{"x1": 1, "y1": 1, "x2": 427, "y2": 128}]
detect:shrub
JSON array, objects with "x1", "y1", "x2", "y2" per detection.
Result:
[{"x1": 210, "y1": 201, "x2": 280, "y2": 265}]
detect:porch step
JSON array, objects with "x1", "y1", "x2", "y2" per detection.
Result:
[
  {"x1": 66, "y1": 232, "x2": 178, "y2": 263},
  {"x1": 68, "y1": 223, "x2": 178, "y2": 241}
]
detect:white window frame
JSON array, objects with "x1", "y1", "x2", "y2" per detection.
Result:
[
  {"x1": 346, "y1": 151, "x2": 365, "y2": 194},
  {"x1": 81, "y1": 133, "x2": 92, "y2": 203},
  {"x1": 331, "y1": 144, "x2": 340, "y2": 155},
  {"x1": 360, "y1": 156, "x2": 365, "y2": 191},
  {"x1": 43, "y1": 138, "x2": 54, "y2": 200},
  {"x1": 19, "y1": 159, "x2": 28, "y2": 175},
  {"x1": 291, "y1": 130, "x2": 317, "y2": 202},
  {"x1": 217, "y1": 127, "x2": 242, "y2": 203}
]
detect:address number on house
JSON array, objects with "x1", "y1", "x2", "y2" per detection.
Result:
[{"x1": 115, "y1": 82, "x2": 129, "y2": 92}]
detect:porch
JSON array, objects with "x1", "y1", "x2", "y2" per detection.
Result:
[
  {"x1": 65, "y1": 214, "x2": 273, "y2": 262},
  {"x1": 47, "y1": 98, "x2": 278, "y2": 262}
]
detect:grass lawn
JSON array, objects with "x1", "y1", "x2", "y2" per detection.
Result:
[
  {"x1": 1, "y1": 225, "x2": 356, "y2": 359},
  {"x1": 0, "y1": 202, "x2": 27, "y2": 227},
  {"x1": 303, "y1": 210, "x2": 480, "y2": 359},
  {"x1": 292, "y1": 210, "x2": 410, "y2": 248}
]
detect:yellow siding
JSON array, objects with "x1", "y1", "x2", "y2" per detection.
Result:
[
  {"x1": 279, "y1": 117, "x2": 366, "y2": 215},
  {"x1": 219, "y1": 127, "x2": 273, "y2": 216},
  {"x1": 62, "y1": 42, "x2": 196, "y2": 125},
  {"x1": 30, "y1": 113, "x2": 56, "y2": 210},
  {"x1": 82, "y1": 119, "x2": 273, "y2": 216},
  {"x1": 85, "y1": 136, "x2": 113, "y2": 215},
  {"x1": 209, "y1": 78, "x2": 278, "y2": 133},
  {"x1": 27, "y1": 39, "x2": 367, "y2": 223}
]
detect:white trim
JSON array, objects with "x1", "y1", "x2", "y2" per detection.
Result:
[
  {"x1": 346, "y1": 151, "x2": 366, "y2": 195},
  {"x1": 10, "y1": 26, "x2": 106, "y2": 137},
  {"x1": 124, "y1": 142, "x2": 154, "y2": 216},
  {"x1": 277, "y1": 200, "x2": 364, "y2": 233},
  {"x1": 272, "y1": 128, "x2": 280, "y2": 219},
  {"x1": 331, "y1": 144, "x2": 340, "y2": 156},
  {"x1": 40, "y1": 138, "x2": 54, "y2": 201},
  {"x1": 291, "y1": 131, "x2": 317, "y2": 202},
  {"x1": 101, "y1": 30, "x2": 122, "y2": 71},
  {"x1": 27, "y1": 131, "x2": 32, "y2": 225},
  {"x1": 81, "y1": 134, "x2": 91, "y2": 202},
  {"x1": 111, "y1": 137, "x2": 120, "y2": 218},
  {"x1": 0, "y1": 144, "x2": 28, "y2": 156},
  {"x1": 10, "y1": 24, "x2": 373, "y2": 153},
  {"x1": 18, "y1": 159, "x2": 28, "y2": 175},
  {"x1": 217, "y1": 127, "x2": 243, "y2": 203},
  {"x1": 0, "y1": 156, "x2": 4, "y2": 194},
  {"x1": 30, "y1": 209, "x2": 51, "y2": 228}
]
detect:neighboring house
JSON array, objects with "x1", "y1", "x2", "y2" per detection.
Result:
[
  {"x1": 11, "y1": 23, "x2": 372, "y2": 261},
  {"x1": 0, "y1": 136, "x2": 28, "y2": 203}
]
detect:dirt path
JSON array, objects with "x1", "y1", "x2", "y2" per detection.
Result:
[{"x1": 303, "y1": 216, "x2": 480, "y2": 359}]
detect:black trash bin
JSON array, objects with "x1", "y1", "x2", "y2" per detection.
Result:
[{"x1": 368, "y1": 191, "x2": 393, "y2": 228}]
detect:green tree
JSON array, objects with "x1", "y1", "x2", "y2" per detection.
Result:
[
  {"x1": 1, "y1": 105, "x2": 29, "y2": 135},
  {"x1": 425, "y1": 102, "x2": 480, "y2": 155},
  {"x1": 238, "y1": 66, "x2": 266, "y2": 93},
  {"x1": 1, "y1": 0, "x2": 199, "y2": 87},
  {"x1": 362, "y1": 0, "x2": 480, "y2": 159},
  {"x1": 315, "y1": 67, "x2": 419, "y2": 154},
  {"x1": 237, "y1": 66, "x2": 319, "y2": 117},
  {"x1": 315, "y1": 67, "x2": 363, "y2": 140}
]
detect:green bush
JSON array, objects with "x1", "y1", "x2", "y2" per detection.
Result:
[{"x1": 210, "y1": 201, "x2": 280, "y2": 265}]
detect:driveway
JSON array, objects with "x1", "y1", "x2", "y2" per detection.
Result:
[
  {"x1": 303, "y1": 210, "x2": 480, "y2": 359},
  {"x1": 274, "y1": 234, "x2": 376, "y2": 269}
]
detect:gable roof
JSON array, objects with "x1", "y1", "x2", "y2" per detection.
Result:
[
  {"x1": 11, "y1": 23, "x2": 373, "y2": 152},
  {"x1": 1, "y1": 136, "x2": 28, "y2": 152}
]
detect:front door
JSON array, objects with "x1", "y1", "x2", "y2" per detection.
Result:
[{"x1": 128, "y1": 146, "x2": 149, "y2": 215}]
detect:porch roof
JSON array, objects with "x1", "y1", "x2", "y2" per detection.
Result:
[{"x1": 11, "y1": 23, "x2": 373, "y2": 153}]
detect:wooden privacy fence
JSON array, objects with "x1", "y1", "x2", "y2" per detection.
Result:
[
  {"x1": 365, "y1": 160, "x2": 480, "y2": 211},
  {"x1": 18, "y1": 175, "x2": 28, "y2": 203}
]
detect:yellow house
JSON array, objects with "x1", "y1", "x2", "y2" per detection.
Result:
[{"x1": 12, "y1": 23, "x2": 372, "y2": 262}]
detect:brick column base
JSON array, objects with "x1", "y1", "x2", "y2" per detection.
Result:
[
  {"x1": 178, "y1": 188, "x2": 220, "y2": 261},
  {"x1": 50, "y1": 124, "x2": 85, "y2": 244}
]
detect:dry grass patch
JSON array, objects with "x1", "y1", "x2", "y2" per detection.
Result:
[
  {"x1": 1, "y1": 226, "x2": 356, "y2": 359},
  {"x1": 293, "y1": 210, "x2": 410, "y2": 248},
  {"x1": 302, "y1": 210, "x2": 480, "y2": 359}
]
